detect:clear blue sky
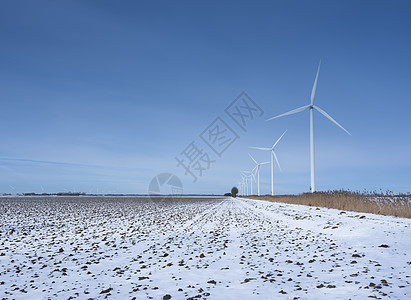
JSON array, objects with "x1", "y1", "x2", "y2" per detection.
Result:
[{"x1": 1, "y1": 0, "x2": 410, "y2": 195}]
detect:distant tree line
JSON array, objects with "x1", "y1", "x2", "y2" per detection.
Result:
[{"x1": 22, "y1": 192, "x2": 86, "y2": 196}]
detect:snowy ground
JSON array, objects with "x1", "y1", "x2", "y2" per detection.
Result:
[{"x1": 1, "y1": 196, "x2": 410, "y2": 299}]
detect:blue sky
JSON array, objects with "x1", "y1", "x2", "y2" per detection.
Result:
[{"x1": 1, "y1": 0, "x2": 411, "y2": 195}]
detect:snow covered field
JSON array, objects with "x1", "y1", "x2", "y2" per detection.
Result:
[{"x1": 1, "y1": 196, "x2": 410, "y2": 299}]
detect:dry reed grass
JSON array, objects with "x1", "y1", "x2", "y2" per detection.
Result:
[{"x1": 243, "y1": 190, "x2": 411, "y2": 219}]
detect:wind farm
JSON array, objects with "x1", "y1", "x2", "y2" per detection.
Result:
[{"x1": 238, "y1": 61, "x2": 351, "y2": 197}]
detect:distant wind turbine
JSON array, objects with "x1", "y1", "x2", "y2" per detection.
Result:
[
  {"x1": 240, "y1": 177, "x2": 246, "y2": 196},
  {"x1": 250, "y1": 130, "x2": 286, "y2": 196},
  {"x1": 266, "y1": 61, "x2": 351, "y2": 193},
  {"x1": 238, "y1": 180, "x2": 242, "y2": 195},
  {"x1": 242, "y1": 170, "x2": 255, "y2": 195},
  {"x1": 240, "y1": 173, "x2": 248, "y2": 196},
  {"x1": 249, "y1": 154, "x2": 269, "y2": 196}
]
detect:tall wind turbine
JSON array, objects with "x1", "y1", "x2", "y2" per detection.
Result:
[
  {"x1": 266, "y1": 61, "x2": 351, "y2": 193},
  {"x1": 250, "y1": 130, "x2": 286, "y2": 196},
  {"x1": 249, "y1": 154, "x2": 269, "y2": 196}
]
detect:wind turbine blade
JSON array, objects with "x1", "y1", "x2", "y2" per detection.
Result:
[
  {"x1": 260, "y1": 162, "x2": 270, "y2": 165},
  {"x1": 249, "y1": 169, "x2": 256, "y2": 180},
  {"x1": 249, "y1": 147, "x2": 271, "y2": 151},
  {"x1": 314, "y1": 105, "x2": 351, "y2": 136},
  {"x1": 266, "y1": 105, "x2": 310, "y2": 121},
  {"x1": 248, "y1": 153, "x2": 258, "y2": 165},
  {"x1": 311, "y1": 60, "x2": 321, "y2": 105},
  {"x1": 273, "y1": 151, "x2": 282, "y2": 172},
  {"x1": 272, "y1": 130, "x2": 287, "y2": 149}
]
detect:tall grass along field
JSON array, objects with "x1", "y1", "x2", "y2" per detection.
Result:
[{"x1": 243, "y1": 190, "x2": 411, "y2": 218}]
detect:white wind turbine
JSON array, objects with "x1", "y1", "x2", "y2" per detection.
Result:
[
  {"x1": 240, "y1": 180, "x2": 245, "y2": 196},
  {"x1": 250, "y1": 130, "x2": 286, "y2": 196},
  {"x1": 237, "y1": 181, "x2": 242, "y2": 196},
  {"x1": 239, "y1": 179, "x2": 243, "y2": 196},
  {"x1": 248, "y1": 171, "x2": 255, "y2": 195},
  {"x1": 266, "y1": 61, "x2": 351, "y2": 193},
  {"x1": 242, "y1": 170, "x2": 255, "y2": 195},
  {"x1": 241, "y1": 173, "x2": 248, "y2": 196},
  {"x1": 249, "y1": 154, "x2": 269, "y2": 196}
]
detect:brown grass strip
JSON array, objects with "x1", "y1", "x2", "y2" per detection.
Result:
[{"x1": 242, "y1": 190, "x2": 411, "y2": 219}]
